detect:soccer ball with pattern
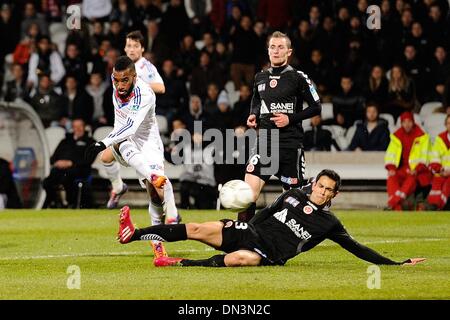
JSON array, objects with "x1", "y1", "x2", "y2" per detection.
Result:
[{"x1": 219, "y1": 180, "x2": 254, "y2": 210}]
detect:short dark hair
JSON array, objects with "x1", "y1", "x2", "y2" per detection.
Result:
[
  {"x1": 114, "y1": 56, "x2": 135, "y2": 72},
  {"x1": 316, "y1": 169, "x2": 341, "y2": 192},
  {"x1": 126, "y1": 30, "x2": 145, "y2": 48}
]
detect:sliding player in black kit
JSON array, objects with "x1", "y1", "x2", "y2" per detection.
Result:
[
  {"x1": 117, "y1": 169, "x2": 425, "y2": 268},
  {"x1": 239, "y1": 31, "x2": 322, "y2": 222}
]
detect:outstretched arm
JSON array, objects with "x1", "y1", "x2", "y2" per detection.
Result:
[{"x1": 328, "y1": 224, "x2": 425, "y2": 265}]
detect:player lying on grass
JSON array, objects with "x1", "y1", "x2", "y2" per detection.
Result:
[{"x1": 117, "y1": 169, "x2": 426, "y2": 267}]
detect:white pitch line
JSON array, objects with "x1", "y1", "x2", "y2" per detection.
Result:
[{"x1": 0, "y1": 238, "x2": 445, "y2": 261}]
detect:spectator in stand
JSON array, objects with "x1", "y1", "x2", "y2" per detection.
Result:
[
  {"x1": 61, "y1": 74, "x2": 94, "y2": 127},
  {"x1": 363, "y1": 65, "x2": 389, "y2": 110},
  {"x1": 232, "y1": 83, "x2": 252, "y2": 128},
  {"x1": 253, "y1": 19, "x2": 269, "y2": 69},
  {"x1": 331, "y1": 75, "x2": 365, "y2": 129},
  {"x1": 401, "y1": 44, "x2": 430, "y2": 104},
  {"x1": 425, "y1": 3, "x2": 447, "y2": 49},
  {"x1": 85, "y1": 72, "x2": 109, "y2": 129},
  {"x1": 427, "y1": 115, "x2": 450, "y2": 210},
  {"x1": 157, "y1": 58, "x2": 189, "y2": 119},
  {"x1": 203, "y1": 82, "x2": 220, "y2": 114},
  {"x1": 0, "y1": 158, "x2": 22, "y2": 209},
  {"x1": 209, "y1": 89, "x2": 234, "y2": 132},
  {"x1": 90, "y1": 21, "x2": 107, "y2": 53},
  {"x1": 384, "y1": 64, "x2": 418, "y2": 121},
  {"x1": 63, "y1": 43, "x2": 88, "y2": 87},
  {"x1": 132, "y1": 0, "x2": 163, "y2": 32},
  {"x1": 12, "y1": 22, "x2": 40, "y2": 67},
  {"x1": 257, "y1": 0, "x2": 292, "y2": 32},
  {"x1": 304, "y1": 115, "x2": 335, "y2": 151},
  {"x1": 189, "y1": 51, "x2": 224, "y2": 100},
  {"x1": 160, "y1": 0, "x2": 190, "y2": 51},
  {"x1": 304, "y1": 49, "x2": 337, "y2": 100},
  {"x1": 428, "y1": 46, "x2": 450, "y2": 102},
  {"x1": 291, "y1": 20, "x2": 315, "y2": 68},
  {"x1": 174, "y1": 34, "x2": 200, "y2": 81},
  {"x1": 20, "y1": 1, "x2": 48, "y2": 39},
  {"x1": 315, "y1": 16, "x2": 340, "y2": 65},
  {"x1": 212, "y1": 40, "x2": 232, "y2": 78},
  {"x1": 177, "y1": 132, "x2": 217, "y2": 209},
  {"x1": 229, "y1": 15, "x2": 259, "y2": 90},
  {"x1": 179, "y1": 94, "x2": 209, "y2": 133},
  {"x1": 110, "y1": 0, "x2": 134, "y2": 32},
  {"x1": 185, "y1": 0, "x2": 213, "y2": 40},
  {"x1": 384, "y1": 111, "x2": 432, "y2": 210},
  {"x1": 106, "y1": 19, "x2": 126, "y2": 52},
  {"x1": 43, "y1": 118, "x2": 96, "y2": 208},
  {"x1": 145, "y1": 20, "x2": 171, "y2": 66},
  {"x1": 407, "y1": 22, "x2": 432, "y2": 64},
  {"x1": 27, "y1": 73, "x2": 66, "y2": 128},
  {"x1": 0, "y1": 4, "x2": 20, "y2": 66},
  {"x1": 347, "y1": 103, "x2": 390, "y2": 151},
  {"x1": 200, "y1": 32, "x2": 216, "y2": 57},
  {"x1": 3, "y1": 63, "x2": 28, "y2": 102},
  {"x1": 26, "y1": 35, "x2": 65, "y2": 89}
]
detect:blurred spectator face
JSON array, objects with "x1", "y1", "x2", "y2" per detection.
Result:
[
  {"x1": 99, "y1": 39, "x2": 112, "y2": 54},
  {"x1": 66, "y1": 44, "x2": 79, "y2": 59},
  {"x1": 357, "y1": 0, "x2": 368, "y2": 12},
  {"x1": 192, "y1": 132, "x2": 202, "y2": 145},
  {"x1": 38, "y1": 38, "x2": 51, "y2": 53},
  {"x1": 239, "y1": 84, "x2": 251, "y2": 100},
  {"x1": 110, "y1": 21, "x2": 122, "y2": 35},
  {"x1": 366, "y1": 105, "x2": 378, "y2": 122},
  {"x1": 72, "y1": 119, "x2": 85, "y2": 138},
  {"x1": 27, "y1": 22, "x2": 40, "y2": 38},
  {"x1": 309, "y1": 6, "x2": 320, "y2": 21},
  {"x1": 207, "y1": 83, "x2": 219, "y2": 100},
  {"x1": 1, "y1": 4, "x2": 11, "y2": 21},
  {"x1": 106, "y1": 49, "x2": 119, "y2": 66},
  {"x1": 65, "y1": 76, "x2": 77, "y2": 91},
  {"x1": 234, "y1": 125, "x2": 246, "y2": 137},
  {"x1": 118, "y1": 0, "x2": 128, "y2": 11},
  {"x1": 338, "y1": 7, "x2": 349, "y2": 21},
  {"x1": 429, "y1": 5, "x2": 441, "y2": 22},
  {"x1": 311, "y1": 50, "x2": 322, "y2": 65},
  {"x1": 381, "y1": 0, "x2": 390, "y2": 14},
  {"x1": 340, "y1": 77, "x2": 353, "y2": 93},
  {"x1": 162, "y1": 59, "x2": 175, "y2": 76},
  {"x1": 396, "y1": 0, "x2": 405, "y2": 13},
  {"x1": 411, "y1": 22, "x2": 423, "y2": 37},
  {"x1": 182, "y1": 35, "x2": 194, "y2": 49},
  {"x1": 11, "y1": 64, "x2": 24, "y2": 81},
  {"x1": 404, "y1": 45, "x2": 416, "y2": 60},
  {"x1": 190, "y1": 96, "x2": 202, "y2": 113},
  {"x1": 199, "y1": 52, "x2": 210, "y2": 67},
  {"x1": 172, "y1": 119, "x2": 186, "y2": 131},
  {"x1": 203, "y1": 33, "x2": 214, "y2": 47},
  {"x1": 311, "y1": 115, "x2": 321, "y2": 127},
  {"x1": 253, "y1": 21, "x2": 264, "y2": 36},
  {"x1": 371, "y1": 66, "x2": 383, "y2": 80},
  {"x1": 240, "y1": 16, "x2": 252, "y2": 30},
  {"x1": 93, "y1": 22, "x2": 104, "y2": 35},
  {"x1": 218, "y1": 101, "x2": 229, "y2": 112},
  {"x1": 298, "y1": 20, "x2": 309, "y2": 34},
  {"x1": 322, "y1": 16, "x2": 334, "y2": 31},
  {"x1": 268, "y1": 36, "x2": 292, "y2": 67},
  {"x1": 391, "y1": 66, "x2": 403, "y2": 80},
  {"x1": 89, "y1": 73, "x2": 103, "y2": 88},
  {"x1": 350, "y1": 16, "x2": 361, "y2": 29},
  {"x1": 147, "y1": 21, "x2": 159, "y2": 38},
  {"x1": 401, "y1": 118, "x2": 414, "y2": 133},
  {"x1": 216, "y1": 42, "x2": 226, "y2": 55},
  {"x1": 435, "y1": 46, "x2": 446, "y2": 63},
  {"x1": 24, "y1": 3, "x2": 36, "y2": 18},
  {"x1": 125, "y1": 38, "x2": 144, "y2": 62},
  {"x1": 401, "y1": 10, "x2": 413, "y2": 26},
  {"x1": 39, "y1": 75, "x2": 51, "y2": 91},
  {"x1": 445, "y1": 116, "x2": 450, "y2": 132},
  {"x1": 231, "y1": 5, "x2": 242, "y2": 21}
]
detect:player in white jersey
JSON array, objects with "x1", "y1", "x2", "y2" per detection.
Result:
[{"x1": 85, "y1": 56, "x2": 178, "y2": 259}]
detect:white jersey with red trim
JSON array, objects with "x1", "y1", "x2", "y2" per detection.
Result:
[
  {"x1": 135, "y1": 57, "x2": 164, "y2": 85},
  {"x1": 101, "y1": 78, "x2": 161, "y2": 149}
]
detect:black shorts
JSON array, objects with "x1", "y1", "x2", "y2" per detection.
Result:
[
  {"x1": 218, "y1": 219, "x2": 275, "y2": 265},
  {"x1": 245, "y1": 146, "x2": 305, "y2": 190}
]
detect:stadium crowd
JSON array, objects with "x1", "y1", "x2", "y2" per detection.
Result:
[{"x1": 1, "y1": 0, "x2": 450, "y2": 210}]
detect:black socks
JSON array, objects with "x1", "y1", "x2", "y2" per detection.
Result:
[
  {"x1": 181, "y1": 254, "x2": 226, "y2": 267},
  {"x1": 131, "y1": 224, "x2": 188, "y2": 242},
  {"x1": 237, "y1": 202, "x2": 256, "y2": 222}
]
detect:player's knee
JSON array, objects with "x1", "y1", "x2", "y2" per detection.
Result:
[
  {"x1": 100, "y1": 149, "x2": 114, "y2": 163},
  {"x1": 225, "y1": 251, "x2": 260, "y2": 267},
  {"x1": 186, "y1": 223, "x2": 202, "y2": 237}
]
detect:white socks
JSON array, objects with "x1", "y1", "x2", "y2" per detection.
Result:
[
  {"x1": 103, "y1": 161, "x2": 123, "y2": 193},
  {"x1": 163, "y1": 179, "x2": 179, "y2": 222}
]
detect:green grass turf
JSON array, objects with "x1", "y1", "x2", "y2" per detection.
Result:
[{"x1": 0, "y1": 209, "x2": 449, "y2": 300}]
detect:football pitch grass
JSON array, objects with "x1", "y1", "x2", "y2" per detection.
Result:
[{"x1": 0, "y1": 209, "x2": 449, "y2": 300}]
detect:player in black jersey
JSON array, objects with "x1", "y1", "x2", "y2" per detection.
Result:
[
  {"x1": 239, "y1": 31, "x2": 322, "y2": 222},
  {"x1": 117, "y1": 169, "x2": 425, "y2": 267}
]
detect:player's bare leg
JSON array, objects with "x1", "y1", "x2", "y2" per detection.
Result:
[
  {"x1": 101, "y1": 147, "x2": 127, "y2": 209},
  {"x1": 237, "y1": 173, "x2": 265, "y2": 222}
]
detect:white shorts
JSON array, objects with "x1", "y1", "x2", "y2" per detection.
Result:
[{"x1": 111, "y1": 136, "x2": 165, "y2": 188}]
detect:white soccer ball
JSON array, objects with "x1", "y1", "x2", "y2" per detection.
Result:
[{"x1": 219, "y1": 180, "x2": 254, "y2": 210}]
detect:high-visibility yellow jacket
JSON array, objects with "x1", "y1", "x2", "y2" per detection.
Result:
[
  {"x1": 429, "y1": 132, "x2": 450, "y2": 172},
  {"x1": 384, "y1": 133, "x2": 430, "y2": 171}
]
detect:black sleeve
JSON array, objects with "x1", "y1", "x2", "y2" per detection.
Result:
[
  {"x1": 249, "y1": 74, "x2": 261, "y2": 117},
  {"x1": 327, "y1": 221, "x2": 404, "y2": 265},
  {"x1": 288, "y1": 72, "x2": 322, "y2": 124},
  {"x1": 249, "y1": 189, "x2": 290, "y2": 225}
]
